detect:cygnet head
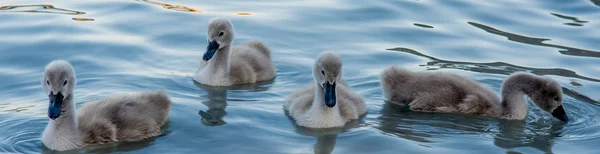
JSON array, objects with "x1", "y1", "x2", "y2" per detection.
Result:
[
  {"x1": 313, "y1": 51, "x2": 343, "y2": 108},
  {"x1": 42, "y1": 60, "x2": 76, "y2": 120},
  {"x1": 203, "y1": 17, "x2": 235, "y2": 61},
  {"x1": 529, "y1": 77, "x2": 567, "y2": 122}
]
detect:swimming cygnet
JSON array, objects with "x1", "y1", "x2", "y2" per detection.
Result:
[
  {"x1": 284, "y1": 51, "x2": 367, "y2": 128},
  {"x1": 41, "y1": 60, "x2": 172, "y2": 151},
  {"x1": 380, "y1": 66, "x2": 568, "y2": 122},
  {"x1": 194, "y1": 17, "x2": 276, "y2": 86}
]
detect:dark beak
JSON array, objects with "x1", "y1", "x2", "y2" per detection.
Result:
[
  {"x1": 203, "y1": 40, "x2": 220, "y2": 61},
  {"x1": 551, "y1": 105, "x2": 568, "y2": 122},
  {"x1": 323, "y1": 82, "x2": 336, "y2": 108},
  {"x1": 48, "y1": 92, "x2": 64, "y2": 120}
]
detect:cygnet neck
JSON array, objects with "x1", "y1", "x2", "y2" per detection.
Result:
[
  {"x1": 500, "y1": 74, "x2": 541, "y2": 118},
  {"x1": 311, "y1": 84, "x2": 339, "y2": 112},
  {"x1": 49, "y1": 94, "x2": 79, "y2": 134},
  {"x1": 207, "y1": 45, "x2": 232, "y2": 75}
]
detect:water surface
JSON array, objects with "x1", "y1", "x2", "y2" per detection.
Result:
[{"x1": 1, "y1": 0, "x2": 599, "y2": 153}]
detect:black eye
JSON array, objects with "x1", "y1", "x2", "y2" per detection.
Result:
[
  {"x1": 63, "y1": 80, "x2": 68, "y2": 86},
  {"x1": 321, "y1": 70, "x2": 325, "y2": 75},
  {"x1": 554, "y1": 96, "x2": 560, "y2": 101},
  {"x1": 46, "y1": 80, "x2": 50, "y2": 85},
  {"x1": 218, "y1": 32, "x2": 224, "y2": 37}
]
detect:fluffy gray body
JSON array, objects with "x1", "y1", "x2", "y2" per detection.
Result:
[
  {"x1": 284, "y1": 52, "x2": 367, "y2": 128},
  {"x1": 41, "y1": 60, "x2": 172, "y2": 151},
  {"x1": 380, "y1": 66, "x2": 564, "y2": 120},
  {"x1": 194, "y1": 18, "x2": 275, "y2": 86}
]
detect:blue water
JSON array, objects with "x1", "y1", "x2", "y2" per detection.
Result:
[{"x1": 1, "y1": 0, "x2": 599, "y2": 153}]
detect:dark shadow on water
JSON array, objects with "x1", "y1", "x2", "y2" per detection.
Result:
[
  {"x1": 550, "y1": 13, "x2": 588, "y2": 27},
  {"x1": 413, "y1": 23, "x2": 434, "y2": 29},
  {"x1": 592, "y1": 0, "x2": 600, "y2": 7},
  {"x1": 564, "y1": 23, "x2": 583, "y2": 26},
  {"x1": 285, "y1": 110, "x2": 364, "y2": 154},
  {"x1": 377, "y1": 103, "x2": 563, "y2": 153},
  {"x1": 550, "y1": 13, "x2": 588, "y2": 23},
  {"x1": 467, "y1": 22, "x2": 600, "y2": 58},
  {"x1": 387, "y1": 47, "x2": 600, "y2": 105},
  {"x1": 562, "y1": 87, "x2": 600, "y2": 105},
  {"x1": 0, "y1": 4, "x2": 85, "y2": 15},
  {"x1": 193, "y1": 79, "x2": 274, "y2": 126}
]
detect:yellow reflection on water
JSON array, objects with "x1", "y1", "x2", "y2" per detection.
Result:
[
  {"x1": 0, "y1": 4, "x2": 85, "y2": 15},
  {"x1": 136, "y1": 0, "x2": 201, "y2": 13},
  {"x1": 235, "y1": 12, "x2": 253, "y2": 16},
  {"x1": 72, "y1": 17, "x2": 94, "y2": 21}
]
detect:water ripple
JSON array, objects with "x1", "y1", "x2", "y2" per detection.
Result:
[
  {"x1": 135, "y1": 0, "x2": 201, "y2": 13},
  {"x1": 0, "y1": 116, "x2": 44, "y2": 153},
  {"x1": 550, "y1": 13, "x2": 588, "y2": 26},
  {"x1": 468, "y1": 22, "x2": 600, "y2": 58},
  {"x1": 387, "y1": 47, "x2": 600, "y2": 84},
  {"x1": 0, "y1": 4, "x2": 84, "y2": 15},
  {"x1": 413, "y1": 23, "x2": 434, "y2": 29}
]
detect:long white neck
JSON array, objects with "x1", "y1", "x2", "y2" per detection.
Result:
[
  {"x1": 42, "y1": 94, "x2": 82, "y2": 150},
  {"x1": 206, "y1": 45, "x2": 232, "y2": 75},
  {"x1": 500, "y1": 75, "x2": 539, "y2": 119}
]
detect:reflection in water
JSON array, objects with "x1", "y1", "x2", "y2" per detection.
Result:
[
  {"x1": 193, "y1": 79, "x2": 275, "y2": 92},
  {"x1": 468, "y1": 22, "x2": 600, "y2": 58},
  {"x1": 193, "y1": 79, "x2": 274, "y2": 126},
  {"x1": 376, "y1": 103, "x2": 494, "y2": 143},
  {"x1": 387, "y1": 47, "x2": 600, "y2": 104},
  {"x1": 493, "y1": 120, "x2": 562, "y2": 154},
  {"x1": 377, "y1": 103, "x2": 561, "y2": 153},
  {"x1": 72, "y1": 18, "x2": 94, "y2": 21},
  {"x1": 0, "y1": 4, "x2": 85, "y2": 15},
  {"x1": 314, "y1": 134, "x2": 337, "y2": 154},
  {"x1": 198, "y1": 89, "x2": 227, "y2": 126},
  {"x1": 286, "y1": 111, "x2": 363, "y2": 154},
  {"x1": 550, "y1": 13, "x2": 588, "y2": 27},
  {"x1": 235, "y1": 12, "x2": 254, "y2": 16},
  {"x1": 135, "y1": 0, "x2": 201, "y2": 13}
]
